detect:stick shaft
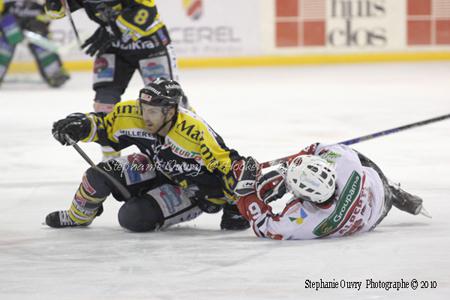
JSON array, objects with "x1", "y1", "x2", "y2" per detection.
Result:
[
  {"x1": 261, "y1": 113, "x2": 450, "y2": 168},
  {"x1": 72, "y1": 145, "x2": 191, "y2": 221},
  {"x1": 62, "y1": 0, "x2": 82, "y2": 48},
  {"x1": 23, "y1": 30, "x2": 58, "y2": 52},
  {"x1": 339, "y1": 113, "x2": 450, "y2": 145},
  {"x1": 72, "y1": 144, "x2": 132, "y2": 200}
]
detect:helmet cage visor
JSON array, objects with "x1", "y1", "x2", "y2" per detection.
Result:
[{"x1": 286, "y1": 155, "x2": 336, "y2": 203}]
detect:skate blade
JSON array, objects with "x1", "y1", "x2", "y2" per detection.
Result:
[{"x1": 419, "y1": 207, "x2": 432, "y2": 218}]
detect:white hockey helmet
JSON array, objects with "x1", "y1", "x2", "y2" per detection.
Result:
[{"x1": 285, "y1": 155, "x2": 337, "y2": 203}]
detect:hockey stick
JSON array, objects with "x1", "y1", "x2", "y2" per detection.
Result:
[
  {"x1": 62, "y1": 0, "x2": 82, "y2": 48},
  {"x1": 23, "y1": 30, "x2": 58, "y2": 52},
  {"x1": 72, "y1": 144, "x2": 132, "y2": 200},
  {"x1": 261, "y1": 113, "x2": 450, "y2": 168},
  {"x1": 23, "y1": 30, "x2": 90, "y2": 55}
]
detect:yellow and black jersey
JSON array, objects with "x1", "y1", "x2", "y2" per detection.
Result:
[
  {"x1": 82, "y1": 100, "x2": 242, "y2": 200},
  {"x1": 46, "y1": 0, "x2": 169, "y2": 44}
]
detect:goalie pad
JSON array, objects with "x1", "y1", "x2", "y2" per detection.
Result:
[
  {"x1": 0, "y1": 35, "x2": 15, "y2": 84},
  {"x1": 28, "y1": 43, "x2": 69, "y2": 87},
  {"x1": 0, "y1": 14, "x2": 23, "y2": 45}
]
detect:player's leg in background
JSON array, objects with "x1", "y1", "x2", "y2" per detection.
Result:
[
  {"x1": 45, "y1": 153, "x2": 158, "y2": 228},
  {"x1": 137, "y1": 45, "x2": 179, "y2": 86},
  {"x1": 137, "y1": 44, "x2": 194, "y2": 110},
  {"x1": 92, "y1": 53, "x2": 135, "y2": 160},
  {"x1": 25, "y1": 17, "x2": 70, "y2": 88}
]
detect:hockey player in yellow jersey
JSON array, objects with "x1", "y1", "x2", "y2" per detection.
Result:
[
  {"x1": 46, "y1": 78, "x2": 260, "y2": 231},
  {"x1": 45, "y1": 0, "x2": 178, "y2": 160}
]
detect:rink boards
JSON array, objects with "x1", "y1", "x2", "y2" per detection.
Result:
[{"x1": 9, "y1": 0, "x2": 450, "y2": 73}]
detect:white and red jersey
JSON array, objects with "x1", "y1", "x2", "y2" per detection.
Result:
[{"x1": 237, "y1": 143, "x2": 385, "y2": 240}]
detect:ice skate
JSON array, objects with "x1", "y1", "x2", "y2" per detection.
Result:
[
  {"x1": 45, "y1": 210, "x2": 91, "y2": 228},
  {"x1": 389, "y1": 184, "x2": 431, "y2": 218}
]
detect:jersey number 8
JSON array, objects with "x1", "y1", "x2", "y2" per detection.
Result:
[{"x1": 134, "y1": 9, "x2": 149, "y2": 25}]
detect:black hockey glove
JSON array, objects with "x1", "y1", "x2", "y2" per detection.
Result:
[
  {"x1": 52, "y1": 113, "x2": 91, "y2": 145},
  {"x1": 81, "y1": 26, "x2": 117, "y2": 57},
  {"x1": 231, "y1": 156, "x2": 261, "y2": 197},
  {"x1": 256, "y1": 170, "x2": 287, "y2": 204},
  {"x1": 81, "y1": 3, "x2": 122, "y2": 56}
]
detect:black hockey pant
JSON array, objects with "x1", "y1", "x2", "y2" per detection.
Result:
[
  {"x1": 93, "y1": 44, "x2": 178, "y2": 105},
  {"x1": 71, "y1": 153, "x2": 220, "y2": 232}
]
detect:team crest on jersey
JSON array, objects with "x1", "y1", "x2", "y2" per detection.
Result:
[
  {"x1": 182, "y1": 0, "x2": 203, "y2": 20},
  {"x1": 318, "y1": 149, "x2": 341, "y2": 164},
  {"x1": 289, "y1": 208, "x2": 308, "y2": 224}
]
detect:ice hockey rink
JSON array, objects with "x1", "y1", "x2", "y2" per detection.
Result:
[{"x1": 0, "y1": 62, "x2": 449, "y2": 300}]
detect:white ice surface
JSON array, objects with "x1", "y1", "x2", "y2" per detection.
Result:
[{"x1": 0, "y1": 62, "x2": 449, "y2": 300}]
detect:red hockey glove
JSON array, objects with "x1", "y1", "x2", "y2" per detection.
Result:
[{"x1": 256, "y1": 170, "x2": 287, "y2": 204}]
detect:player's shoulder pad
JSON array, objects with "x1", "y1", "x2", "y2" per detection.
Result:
[
  {"x1": 174, "y1": 108, "x2": 210, "y2": 142},
  {"x1": 111, "y1": 100, "x2": 142, "y2": 117}
]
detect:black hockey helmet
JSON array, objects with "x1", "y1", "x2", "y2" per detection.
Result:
[{"x1": 139, "y1": 78, "x2": 185, "y2": 107}]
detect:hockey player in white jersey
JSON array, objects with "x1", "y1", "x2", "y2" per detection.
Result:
[{"x1": 237, "y1": 143, "x2": 429, "y2": 240}]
